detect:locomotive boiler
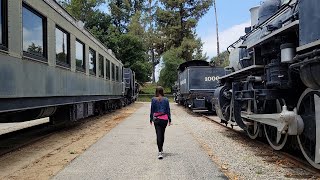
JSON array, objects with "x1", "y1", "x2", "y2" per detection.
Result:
[{"x1": 213, "y1": 0, "x2": 320, "y2": 169}]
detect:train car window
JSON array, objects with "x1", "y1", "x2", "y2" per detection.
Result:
[
  {"x1": 0, "y1": 0, "x2": 8, "y2": 49},
  {"x1": 120, "y1": 68, "x2": 122, "y2": 82},
  {"x1": 75, "y1": 39, "x2": 85, "y2": 71},
  {"x1": 106, "y1": 60, "x2": 110, "y2": 79},
  {"x1": 55, "y1": 26, "x2": 70, "y2": 67},
  {"x1": 89, "y1": 48, "x2": 96, "y2": 75},
  {"x1": 22, "y1": 3, "x2": 47, "y2": 60},
  {"x1": 120, "y1": 66, "x2": 124, "y2": 82},
  {"x1": 99, "y1": 54, "x2": 104, "y2": 78},
  {"x1": 121, "y1": 67, "x2": 123, "y2": 82},
  {"x1": 111, "y1": 63, "x2": 115, "y2": 81},
  {"x1": 116, "y1": 66, "x2": 119, "y2": 82}
]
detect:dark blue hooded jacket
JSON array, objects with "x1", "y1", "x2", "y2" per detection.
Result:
[{"x1": 150, "y1": 97, "x2": 171, "y2": 123}]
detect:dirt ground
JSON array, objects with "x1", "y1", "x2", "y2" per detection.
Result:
[{"x1": 0, "y1": 103, "x2": 142, "y2": 180}]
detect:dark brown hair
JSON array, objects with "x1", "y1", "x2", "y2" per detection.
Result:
[{"x1": 155, "y1": 86, "x2": 164, "y2": 97}]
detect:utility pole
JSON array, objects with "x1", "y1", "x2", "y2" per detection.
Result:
[
  {"x1": 213, "y1": 0, "x2": 221, "y2": 64},
  {"x1": 152, "y1": 45, "x2": 156, "y2": 83},
  {"x1": 149, "y1": 0, "x2": 156, "y2": 83}
]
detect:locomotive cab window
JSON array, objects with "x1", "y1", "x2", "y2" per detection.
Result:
[
  {"x1": 75, "y1": 39, "x2": 85, "y2": 71},
  {"x1": 23, "y1": 3, "x2": 47, "y2": 60},
  {"x1": 0, "y1": 0, "x2": 7, "y2": 49},
  {"x1": 55, "y1": 26, "x2": 70, "y2": 67},
  {"x1": 89, "y1": 48, "x2": 96, "y2": 75},
  {"x1": 111, "y1": 63, "x2": 115, "y2": 81},
  {"x1": 99, "y1": 54, "x2": 104, "y2": 78},
  {"x1": 106, "y1": 60, "x2": 110, "y2": 79}
]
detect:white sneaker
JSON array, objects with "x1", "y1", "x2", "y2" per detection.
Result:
[{"x1": 158, "y1": 152, "x2": 163, "y2": 159}]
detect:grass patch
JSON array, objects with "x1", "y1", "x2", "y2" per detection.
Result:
[
  {"x1": 137, "y1": 94, "x2": 174, "y2": 102},
  {"x1": 139, "y1": 83, "x2": 171, "y2": 94}
]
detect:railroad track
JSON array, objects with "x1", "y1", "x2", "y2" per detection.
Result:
[
  {"x1": 0, "y1": 110, "x2": 115, "y2": 157},
  {"x1": 0, "y1": 108, "x2": 120, "y2": 157},
  {"x1": 192, "y1": 112, "x2": 320, "y2": 178},
  {"x1": 0, "y1": 122, "x2": 64, "y2": 157}
]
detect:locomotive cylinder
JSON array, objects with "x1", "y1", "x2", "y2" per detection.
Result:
[{"x1": 266, "y1": 59, "x2": 290, "y2": 88}]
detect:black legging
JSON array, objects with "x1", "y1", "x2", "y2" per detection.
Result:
[{"x1": 154, "y1": 120, "x2": 168, "y2": 152}]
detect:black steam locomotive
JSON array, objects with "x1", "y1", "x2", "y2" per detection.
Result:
[
  {"x1": 176, "y1": 60, "x2": 225, "y2": 112},
  {"x1": 213, "y1": 0, "x2": 320, "y2": 169}
]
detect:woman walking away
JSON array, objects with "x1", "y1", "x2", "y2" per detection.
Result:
[{"x1": 150, "y1": 86, "x2": 171, "y2": 159}]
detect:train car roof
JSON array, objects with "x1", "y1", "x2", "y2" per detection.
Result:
[{"x1": 177, "y1": 60, "x2": 209, "y2": 72}]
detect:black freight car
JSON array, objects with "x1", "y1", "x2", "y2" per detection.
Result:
[
  {"x1": 176, "y1": 60, "x2": 225, "y2": 112},
  {"x1": 123, "y1": 68, "x2": 139, "y2": 104}
]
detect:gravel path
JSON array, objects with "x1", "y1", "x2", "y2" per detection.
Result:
[
  {"x1": 54, "y1": 103, "x2": 227, "y2": 180},
  {"x1": 173, "y1": 104, "x2": 315, "y2": 180}
]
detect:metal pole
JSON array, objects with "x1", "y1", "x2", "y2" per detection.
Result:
[
  {"x1": 213, "y1": 0, "x2": 221, "y2": 64},
  {"x1": 152, "y1": 47, "x2": 155, "y2": 83},
  {"x1": 149, "y1": 0, "x2": 156, "y2": 83}
]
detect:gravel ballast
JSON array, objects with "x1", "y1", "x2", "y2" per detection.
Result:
[{"x1": 173, "y1": 104, "x2": 315, "y2": 180}]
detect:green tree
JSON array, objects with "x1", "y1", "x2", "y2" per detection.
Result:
[
  {"x1": 107, "y1": 0, "x2": 157, "y2": 83},
  {"x1": 159, "y1": 48, "x2": 184, "y2": 88},
  {"x1": 210, "y1": 50, "x2": 229, "y2": 67},
  {"x1": 116, "y1": 34, "x2": 151, "y2": 82},
  {"x1": 59, "y1": 0, "x2": 104, "y2": 23},
  {"x1": 144, "y1": 0, "x2": 165, "y2": 82},
  {"x1": 108, "y1": 0, "x2": 146, "y2": 33},
  {"x1": 156, "y1": 0, "x2": 212, "y2": 50},
  {"x1": 128, "y1": 12, "x2": 145, "y2": 38},
  {"x1": 179, "y1": 37, "x2": 208, "y2": 61},
  {"x1": 108, "y1": 0, "x2": 131, "y2": 33},
  {"x1": 123, "y1": 0, "x2": 166, "y2": 83},
  {"x1": 193, "y1": 40, "x2": 208, "y2": 61},
  {"x1": 84, "y1": 11, "x2": 114, "y2": 42}
]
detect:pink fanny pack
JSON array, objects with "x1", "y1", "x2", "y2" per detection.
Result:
[{"x1": 154, "y1": 112, "x2": 169, "y2": 120}]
